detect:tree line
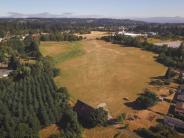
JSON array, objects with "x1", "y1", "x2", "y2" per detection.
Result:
[
  {"x1": 40, "y1": 33, "x2": 82, "y2": 41},
  {"x1": 133, "y1": 23, "x2": 184, "y2": 37}
]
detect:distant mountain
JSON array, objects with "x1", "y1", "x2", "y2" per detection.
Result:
[
  {"x1": 3, "y1": 12, "x2": 184, "y2": 24},
  {"x1": 6, "y1": 12, "x2": 74, "y2": 18},
  {"x1": 133, "y1": 17, "x2": 184, "y2": 23}
]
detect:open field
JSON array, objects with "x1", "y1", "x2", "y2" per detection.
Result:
[
  {"x1": 40, "y1": 40, "x2": 166, "y2": 116},
  {"x1": 40, "y1": 32, "x2": 167, "y2": 138},
  {"x1": 77, "y1": 31, "x2": 109, "y2": 40}
]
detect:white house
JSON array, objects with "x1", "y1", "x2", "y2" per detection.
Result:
[{"x1": 0, "y1": 69, "x2": 12, "y2": 78}]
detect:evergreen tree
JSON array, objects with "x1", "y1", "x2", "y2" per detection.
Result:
[{"x1": 8, "y1": 56, "x2": 20, "y2": 70}]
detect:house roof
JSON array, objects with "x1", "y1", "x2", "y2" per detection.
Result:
[
  {"x1": 164, "y1": 116, "x2": 184, "y2": 129},
  {"x1": 177, "y1": 95, "x2": 184, "y2": 101},
  {"x1": 73, "y1": 100, "x2": 95, "y2": 116},
  {"x1": 176, "y1": 102, "x2": 184, "y2": 110}
]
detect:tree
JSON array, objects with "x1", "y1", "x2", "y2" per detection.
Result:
[
  {"x1": 24, "y1": 35, "x2": 33, "y2": 47},
  {"x1": 88, "y1": 107, "x2": 108, "y2": 127},
  {"x1": 28, "y1": 115, "x2": 41, "y2": 133},
  {"x1": 0, "y1": 49, "x2": 9, "y2": 64},
  {"x1": 56, "y1": 87, "x2": 69, "y2": 113},
  {"x1": 14, "y1": 123, "x2": 33, "y2": 138},
  {"x1": 117, "y1": 113, "x2": 126, "y2": 123},
  {"x1": 0, "y1": 31, "x2": 5, "y2": 38},
  {"x1": 26, "y1": 41, "x2": 42, "y2": 58},
  {"x1": 60, "y1": 109, "x2": 82, "y2": 138},
  {"x1": 8, "y1": 56, "x2": 20, "y2": 70},
  {"x1": 165, "y1": 67, "x2": 176, "y2": 79},
  {"x1": 15, "y1": 66, "x2": 31, "y2": 79},
  {"x1": 136, "y1": 124, "x2": 176, "y2": 138},
  {"x1": 53, "y1": 68, "x2": 60, "y2": 77},
  {"x1": 136, "y1": 91, "x2": 159, "y2": 109},
  {"x1": 7, "y1": 37, "x2": 25, "y2": 54},
  {"x1": 36, "y1": 57, "x2": 54, "y2": 76}
]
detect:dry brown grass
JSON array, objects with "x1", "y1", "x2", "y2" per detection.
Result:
[
  {"x1": 78, "y1": 31, "x2": 109, "y2": 40},
  {"x1": 39, "y1": 124, "x2": 60, "y2": 138},
  {"x1": 53, "y1": 40, "x2": 166, "y2": 116},
  {"x1": 40, "y1": 32, "x2": 167, "y2": 138}
]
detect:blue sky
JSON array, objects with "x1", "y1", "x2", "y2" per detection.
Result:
[{"x1": 0, "y1": 0, "x2": 184, "y2": 18}]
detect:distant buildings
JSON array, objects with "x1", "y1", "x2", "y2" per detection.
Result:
[
  {"x1": 164, "y1": 86, "x2": 184, "y2": 130},
  {"x1": 116, "y1": 26, "x2": 148, "y2": 37},
  {"x1": 116, "y1": 31, "x2": 147, "y2": 37},
  {"x1": 147, "y1": 32, "x2": 157, "y2": 36},
  {"x1": 154, "y1": 41, "x2": 182, "y2": 48},
  {"x1": 120, "y1": 32, "x2": 146, "y2": 37}
]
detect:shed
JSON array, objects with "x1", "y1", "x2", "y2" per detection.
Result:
[{"x1": 73, "y1": 100, "x2": 95, "y2": 118}]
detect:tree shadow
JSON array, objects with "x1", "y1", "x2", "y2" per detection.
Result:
[
  {"x1": 156, "y1": 118, "x2": 164, "y2": 123},
  {"x1": 124, "y1": 101, "x2": 144, "y2": 110},
  {"x1": 150, "y1": 75, "x2": 165, "y2": 80}
]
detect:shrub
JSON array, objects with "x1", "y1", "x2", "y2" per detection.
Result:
[
  {"x1": 117, "y1": 113, "x2": 126, "y2": 123},
  {"x1": 88, "y1": 107, "x2": 108, "y2": 127},
  {"x1": 136, "y1": 124, "x2": 176, "y2": 138},
  {"x1": 136, "y1": 91, "x2": 159, "y2": 109}
]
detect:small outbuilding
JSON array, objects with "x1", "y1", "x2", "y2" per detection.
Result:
[
  {"x1": 73, "y1": 100, "x2": 95, "y2": 119},
  {"x1": 0, "y1": 69, "x2": 12, "y2": 78}
]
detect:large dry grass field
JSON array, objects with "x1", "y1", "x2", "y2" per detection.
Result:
[{"x1": 40, "y1": 32, "x2": 167, "y2": 138}]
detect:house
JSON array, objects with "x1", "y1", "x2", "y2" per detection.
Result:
[
  {"x1": 175, "y1": 102, "x2": 184, "y2": 116},
  {"x1": 0, "y1": 69, "x2": 12, "y2": 78},
  {"x1": 73, "y1": 100, "x2": 95, "y2": 119},
  {"x1": 177, "y1": 95, "x2": 184, "y2": 102},
  {"x1": 164, "y1": 116, "x2": 184, "y2": 129}
]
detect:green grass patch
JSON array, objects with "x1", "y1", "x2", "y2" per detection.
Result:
[
  {"x1": 53, "y1": 42, "x2": 84, "y2": 64},
  {"x1": 40, "y1": 41, "x2": 85, "y2": 64}
]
